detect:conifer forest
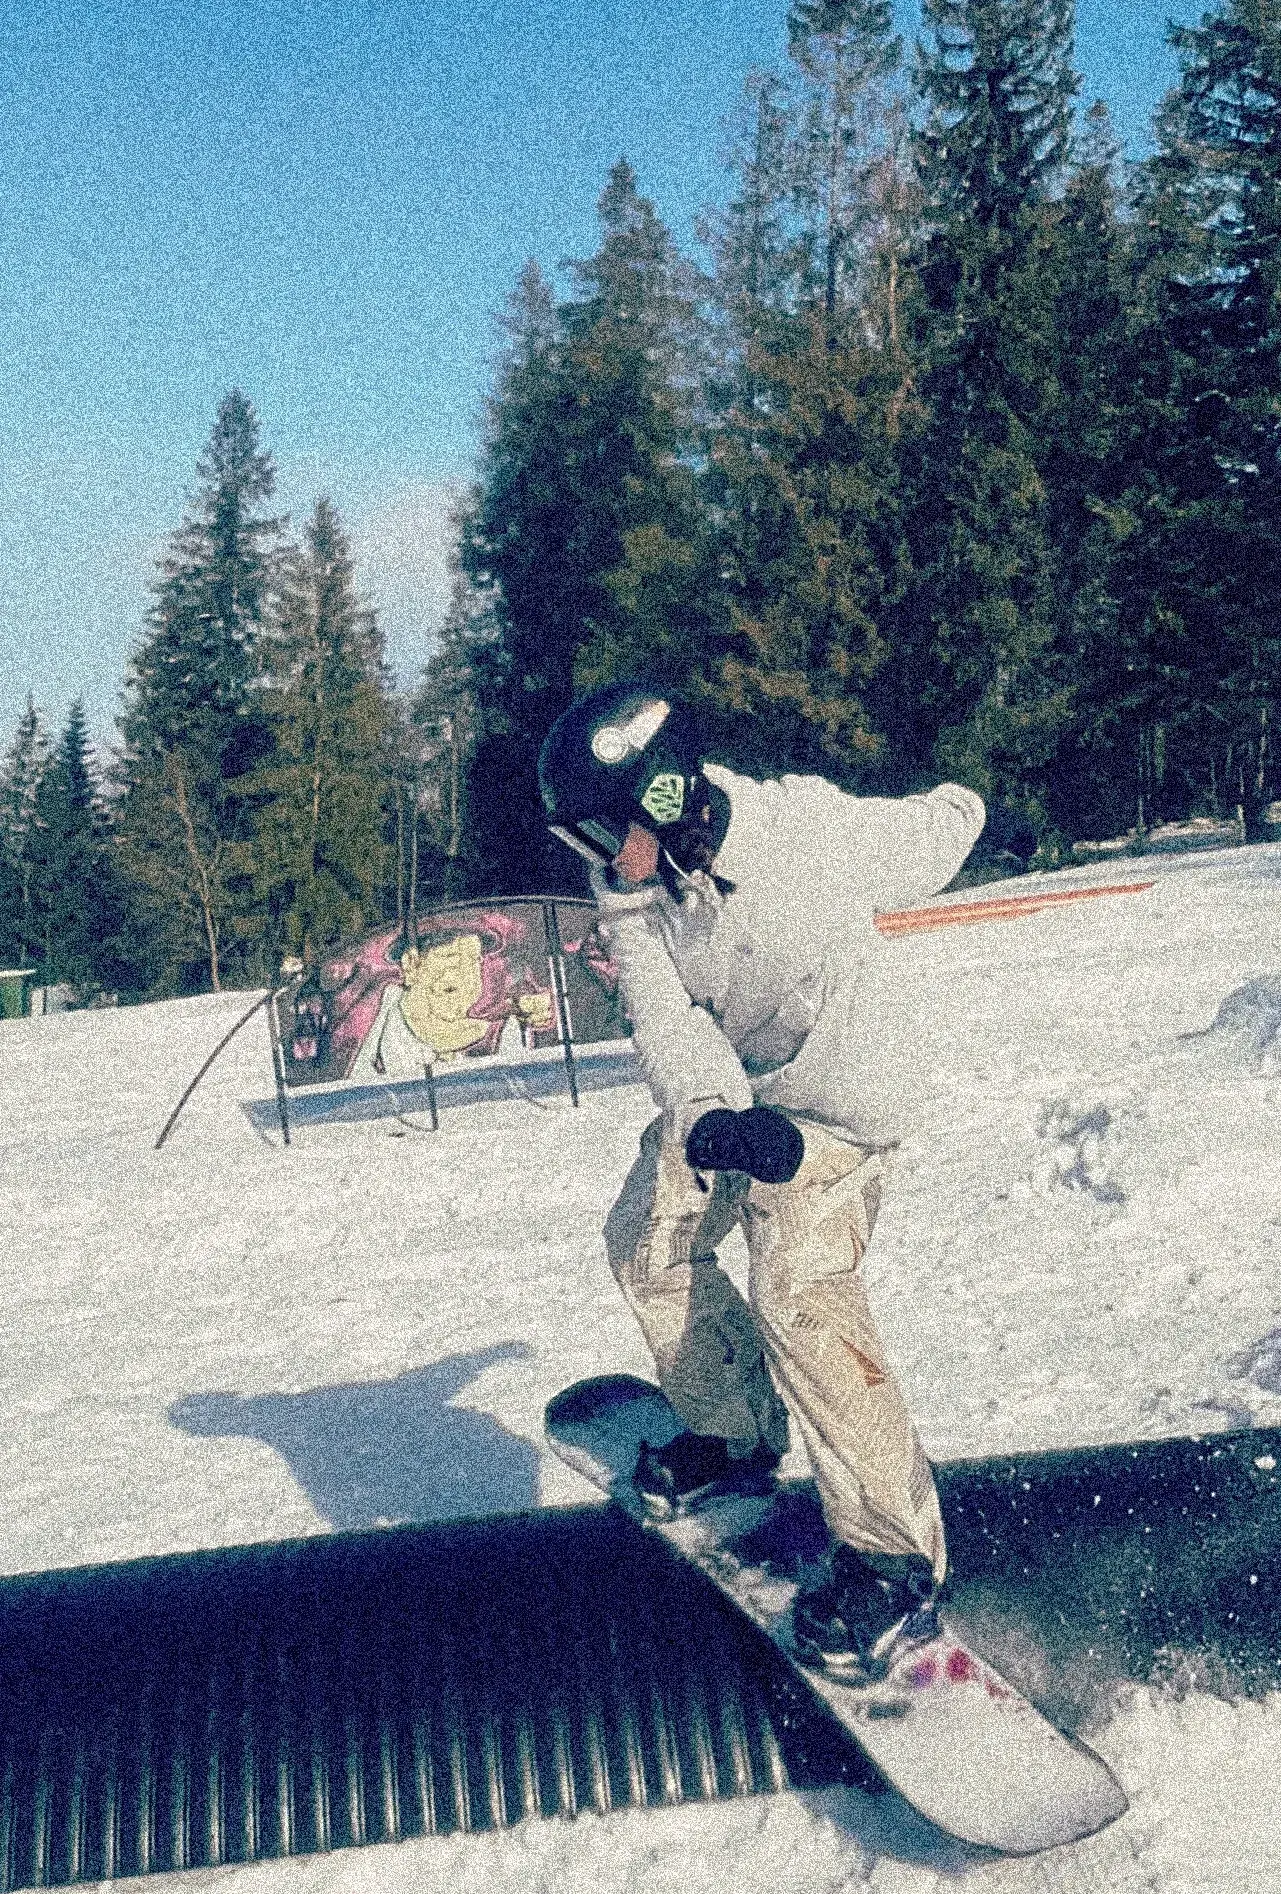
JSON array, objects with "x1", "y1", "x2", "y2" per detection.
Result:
[{"x1": 4, "y1": 0, "x2": 1280, "y2": 1001}]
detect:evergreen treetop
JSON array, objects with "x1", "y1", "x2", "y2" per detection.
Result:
[
  {"x1": 29, "y1": 700, "x2": 124, "y2": 992},
  {"x1": 0, "y1": 696, "x2": 51, "y2": 868},
  {"x1": 917, "y1": 0, "x2": 1078, "y2": 232},
  {"x1": 123, "y1": 388, "x2": 282, "y2": 765}
]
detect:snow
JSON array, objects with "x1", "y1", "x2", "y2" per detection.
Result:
[{"x1": 2, "y1": 842, "x2": 1281, "y2": 1891}]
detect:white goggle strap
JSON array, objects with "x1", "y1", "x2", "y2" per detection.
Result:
[
  {"x1": 548, "y1": 823, "x2": 614, "y2": 868},
  {"x1": 579, "y1": 817, "x2": 629, "y2": 855}
]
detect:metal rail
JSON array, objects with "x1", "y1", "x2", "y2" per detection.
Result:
[{"x1": 0, "y1": 1424, "x2": 1276, "y2": 1889}]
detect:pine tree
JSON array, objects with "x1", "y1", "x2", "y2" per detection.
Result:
[
  {"x1": 703, "y1": 1, "x2": 917, "y2": 782},
  {"x1": 702, "y1": 68, "x2": 799, "y2": 370},
  {"x1": 455, "y1": 261, "x2": 578, "y2": 894},
  {"x1": 27, "y1": 701, "x2": 124, "y2": 994},
  {"x1": 786, "y1": 0, "x2": 904, "y2": 323},
  {"x1": 1033, "y1": 103, "x2": 1140, "y2": 845},
  {"x1": 242, "y1": 498, "x2": 393, "y2": 964},
  {"x1": 1168, "y1": 0, "x2": 1281, "y2": 829},
  {"x1": 1083, "y1": 4, "x2": 1281, "y2": 841},
  {"x1": 408, "y1": 568, "x2": 487, "y2": 906},
  {"x1": 461, "y1": 169, "x2": 714, "y2": 892},
  {"x1": 117, "y1": 391, "x2": 283, "y2": 992},
  {"x1": 128, "y1": 390, "x2": 281, "y2": 764},
  {"x1": 0, "y1": 698, "x2": 51, "y2": 966},
  {"x1": 554, "y1": 159, "x2": 718, "y2": 696},
  {"x1": 901, "y1": 0, "x2": 1080, "y2": 823}
]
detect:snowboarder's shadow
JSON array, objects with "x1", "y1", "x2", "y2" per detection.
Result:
[{"x1": 170, "y1": 1342, "x2": 539, "y2": 1529}]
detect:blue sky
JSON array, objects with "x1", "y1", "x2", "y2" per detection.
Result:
[{"x1": 1, "y1": 0, "x2": 1201, "y2": 753}]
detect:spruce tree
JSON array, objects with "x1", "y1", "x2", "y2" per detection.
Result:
[
  {"x1": 1058, "y1": 102, "x2": 1208, "y2": 840},
  {"x1": 1168, "y1": 0, "x2": 1281, "y2": 829},
  {"x1": 0, "y1": 698, "x2": 51, "y2": 966},
  {"x1": 455, "y1": 261, "x2": 578, "y2": 893},
  {"x1": 1085, "y1": 4, "x2": 1281, "y2": 839},
  {"x1": 408, "y1": 570, "x2": 486, "y2": 906},
  {"x1": 786, "y1": 0, "x2": 904, "y2": 323},
  {"x1": 242, "y1": 498, "x2": 393, "y2": 964},
  {"x1": 128, "y1": 390, "x2": 281, "y2": 764},
  {"x1": 703, "y1": 69, "x2": 799, "y2": 372},
  {"x1": 711, "y1": 322, "x2": 902, "y2": 780},
  {"x1": 1034, "y1": 103, "x2": 1140, "y2": 844},
  {"x1": 461, "y1": 169, "x2": 714, "y2": 892},
  {"x1": 118, "y1": 391, "x2": 283, "y2": 992},
  {"x1": 27, "y1": 701, "x2": 124, "y2": 994},
  {"x1": 703, "y1": 3, "x2": 918, "y2": 782},
  {"x1": 904, "y1": 0, "x2": 1079, "y2": 824},
  {"x1": 553, "y1": 160, "x2": 718, "y2": 698}
]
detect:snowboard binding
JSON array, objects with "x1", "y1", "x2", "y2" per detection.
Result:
[
  {"x1": 791, "y1": 1545, "x2": 942, "y2": 1682},
  {"x1": 633, "y1": 1429, "x2": 782, "y2": 1519}
]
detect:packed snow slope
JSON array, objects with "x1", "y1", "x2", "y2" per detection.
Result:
[{"x1": 2, "y1": 843, "x2": 1281, "y2": 1893}]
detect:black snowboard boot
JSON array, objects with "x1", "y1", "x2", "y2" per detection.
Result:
[
  {"x1": 792, "y1": 1544, "x2": 940, "y2": 1681},
  {"x1": 633, "y1": 1430, "x2": 781, "y2": 1517}
]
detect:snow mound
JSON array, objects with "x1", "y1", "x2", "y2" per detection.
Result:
[{"x1": 1228, "y1": 1327, "x2": 1281, "y2": 1398}]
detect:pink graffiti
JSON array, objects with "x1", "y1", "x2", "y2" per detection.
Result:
[
  {"x1": 299, "y1": 902, "x2": 618, "y2": 1082},
  {"x1": 317, "y1": 909, "x2": 554, "y2": 1075},
  {"x1": 324, "y1": 927, "x2": 404, "y2": 1076}
]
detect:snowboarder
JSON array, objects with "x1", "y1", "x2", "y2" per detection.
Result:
[{"x1": 538, "y1": 682, "x2": 986, "y2": 1679}]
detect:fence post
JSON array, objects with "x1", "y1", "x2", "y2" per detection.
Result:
[
  {"x1": 266, "y1": 992, "x2": 292, "y2": 1146},
  {"x1": 543, "y1": 903, "x2": 579, "y2": 1108}
]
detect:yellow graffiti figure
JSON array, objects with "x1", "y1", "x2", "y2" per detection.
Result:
[
  {"x1": 517, "y1": 991, "x2": 554, "y2": 1033},
  {"x1": 399, "y1": 937, "x2": 488, "y2": 1056}
]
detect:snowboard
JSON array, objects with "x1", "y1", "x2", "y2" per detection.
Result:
[{"x1": 544, "y1": 1374, "x2": 1128, "y2": 1856}]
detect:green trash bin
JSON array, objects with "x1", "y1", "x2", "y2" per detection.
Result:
[{"x1": 0, "y1": 970, "x2": 36, "y2": 1019}]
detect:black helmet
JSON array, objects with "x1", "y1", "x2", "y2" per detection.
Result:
[{"x1": 538, "y1": 683, "x2": 706, "y2": 870}]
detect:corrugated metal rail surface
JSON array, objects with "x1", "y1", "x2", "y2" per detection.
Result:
[
  {"x1": 0, "y1": 1505, "x2": 861, "y2": 1891},
  {"x1": 0, "y1": 1422, "x2": 1278, "y2": 1890}
]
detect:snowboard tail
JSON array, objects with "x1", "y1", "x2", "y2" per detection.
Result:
[{"x1": 545, "y1": 1374, "x2": 1128, "y2": 1856}]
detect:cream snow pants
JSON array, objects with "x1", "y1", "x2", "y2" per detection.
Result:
[{"x1": 604, "y1": 1115, "x2": 947, "y2": 1581}]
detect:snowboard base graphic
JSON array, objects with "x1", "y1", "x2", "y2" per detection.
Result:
[{"x1": 545, "y1": 1374, "x2": 1128, "y2": 1856}]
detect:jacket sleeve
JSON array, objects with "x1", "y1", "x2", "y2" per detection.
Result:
[
  {"x1": 790, "y1": 779, "x2": 985, "y2": 916},
  {"x1": 590, "y1": 875, "x2": 755, "y2": 1131},
  {"x1": 888, "y1": 783, "x2": 986, "y2": 906}
]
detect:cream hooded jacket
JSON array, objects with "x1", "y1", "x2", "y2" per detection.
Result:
[{"x1": 590, "y1": 764, "x2": 985, "y2": 1147}]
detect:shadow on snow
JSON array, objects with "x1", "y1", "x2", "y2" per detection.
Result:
[{"x1": 169, "y1": 1342, "x2": 539, "y2": 1528}]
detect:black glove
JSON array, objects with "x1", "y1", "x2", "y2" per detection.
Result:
[{"x1": 685, "y1": 1105, "x2": 804, "y2": 1184}]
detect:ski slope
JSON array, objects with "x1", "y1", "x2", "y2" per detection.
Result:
[{"x1": 2, "y1": 843, "x2": 1281, "y2": 1892}]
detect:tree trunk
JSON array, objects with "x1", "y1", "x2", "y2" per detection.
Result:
[
  {"x1": 1241, "y1": 699, "x2": 1271, "y2": 841},
  {"x1": 165, "y1": 749, "x2": 221, "y2": 991}
]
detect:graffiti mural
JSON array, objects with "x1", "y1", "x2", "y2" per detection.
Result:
[{"x1": 277, "y1": 898, "x2": 628, "y2": 1088}]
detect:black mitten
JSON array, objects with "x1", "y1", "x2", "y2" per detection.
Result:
[{"x1": 685, "y1": 1105, "x2": 804, "y2": 1184}]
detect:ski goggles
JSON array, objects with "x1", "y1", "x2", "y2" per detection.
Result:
[{"x1": 547, "y1": 816, "x2": 630, "y2": 868}]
